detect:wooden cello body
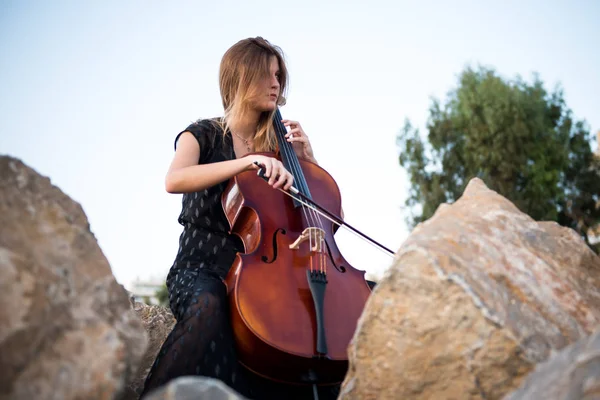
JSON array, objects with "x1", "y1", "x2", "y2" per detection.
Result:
[{"x1": 222, "y1": 111, "x2": 372, "y2": 386}]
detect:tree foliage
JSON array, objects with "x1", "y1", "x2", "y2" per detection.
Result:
[
  {"x1": 155, "y1": 284, "x2": 169, "y2": 307},
  {"x1": 397, "y1": 66, "x2": 600, "y2": 251}
]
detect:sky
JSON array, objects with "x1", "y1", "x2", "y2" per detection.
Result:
[{"x1": 1, "y1": 0, "x2": 599, "y2": 290}]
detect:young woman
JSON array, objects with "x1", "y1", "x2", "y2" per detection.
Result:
[{"x1": 140, "y1": 37, "x2": 341, "y2": 400}]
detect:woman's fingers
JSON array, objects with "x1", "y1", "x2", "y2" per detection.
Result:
[
  {"x1": 274, "y1": 169, "x2": 294, "y2": 190},
  {"x1": 283, "y1": 120, "x2": 306, "y2": 136},
  {"x1": 287, "y1": 134, "x2": 307, "y2": 144},
  {"x1": 273, "y1": 169, "x2": 287, "y2": 189},
  {"x1": 252, "y1": 156, "x2": 294, "y2": 190},
  {"x1": 271, "y1": 161, "x2": 293, "y2": 190},
  {"x1": 281, "y1": 119, "x2": 300, "y2": 128},
  {"x1": 267, "y1": 159, "x2": 278, "y2": 185},
  {"x1": 263, "y1": 158, "x2": 273, "y2": 181},
  {"x1": 285, "y1": 126, "x2": 305, "y2": 136},
  {"x1": 283, "y1": 172, "x2": 294, "y2": 191}
]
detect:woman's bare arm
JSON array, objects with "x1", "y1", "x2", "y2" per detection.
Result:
[
  {"x1": 165, "y1": 132, "x2": 253, "y2": 194},
  {"x1": 165, "y1": 131, "x2": 295, "y2": 193}
]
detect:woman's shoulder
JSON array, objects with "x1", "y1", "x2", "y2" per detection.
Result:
[
  {"x1": 182, "y1": 117, "x2": 224, "y2": 136},
  {"x1": 175, "y1": 117, "x2": 227, "y2": 155}
]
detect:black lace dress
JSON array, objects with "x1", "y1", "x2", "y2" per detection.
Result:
[{"x1": 140, "y1": 119, "x2": 341, "y2": 400}]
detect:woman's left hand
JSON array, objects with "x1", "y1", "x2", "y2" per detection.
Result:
[{"x1": 282, "y1": 119, "x2": 316, "y2": 163}]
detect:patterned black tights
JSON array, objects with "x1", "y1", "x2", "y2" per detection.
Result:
[
  {"x1": 140, "y1": 269, "x2": 340, "y2": 400},
  {"x1": 140, "y1": 271, "x2": 248, "y2": 397}
]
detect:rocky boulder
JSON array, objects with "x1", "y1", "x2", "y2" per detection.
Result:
[
  {"x1": 128, "y1": 302, "x2": 176, "y2": 398},
  {"x1": 339, "y1": 178, "x2": 600, "y2": 400},
  {"x1": 142, "y1": 376, "x2": 245, "y2": 400},
  {"x1": 0, "y1": 156, "x2": 148, "y2": 400},
  {"x1": 504, "y1": 326, "x2": 600, "y2": 399}
]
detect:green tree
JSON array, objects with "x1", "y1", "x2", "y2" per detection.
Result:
[
  {"x1": 397, "y1": 66, "x2": 600, "y2": 251},
  {"x1": 155, "y1": 284, "x2": 169, "y2": 307}
]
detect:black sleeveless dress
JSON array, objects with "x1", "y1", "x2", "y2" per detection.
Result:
[{"x1": 140, "y1": 119, "x2": 341, "y2": 400}]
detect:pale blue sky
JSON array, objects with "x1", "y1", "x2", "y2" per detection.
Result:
[{"x1": 2, "y1": 1, "x2": 598, "y2": 289}]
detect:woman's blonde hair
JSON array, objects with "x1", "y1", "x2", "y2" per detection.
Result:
[{"x1": 218, "y1": 37, "x2": 288, "y2": 152}]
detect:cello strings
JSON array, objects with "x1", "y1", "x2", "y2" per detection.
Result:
[
  {"x1": 275, "y1": 116, "x2": 320, "y2": 266},
  {"x1": 269, "y1": 183, "x2": 396, "y2": 259},
  {"x1": 274, "y1": 114, "x2": 314, "y2": 230},
  {"x1": 274, "y1": 112, "x2": 325, "y2": 270},
  {"x1": 276, "y1": 112, "x2": 327, "y2": 264}
]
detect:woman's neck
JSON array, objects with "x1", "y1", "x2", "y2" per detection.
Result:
[{"x1": 230, "y1": 110, "x2": 260, "y2": 140}]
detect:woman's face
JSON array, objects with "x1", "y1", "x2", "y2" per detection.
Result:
[{"x1": 250, "y1": 55, "x2": 281, "y2": 113}]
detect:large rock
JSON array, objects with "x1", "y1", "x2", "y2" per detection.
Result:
[
  {"x1": 340, "y1": 178, "x2": 600, "y2": 400},
  {"x1": 128, "y1": 302, "x2": 176, "y2": 398},
  {"x1": 143, "y1": 376, "x2": 245, "y2": 400},
  {"x1": 0, "y1": 156, "x2": 148, "y2": 400},
  {"x1": 504, "y1": 327, "x2": 600, "y2": 400}
]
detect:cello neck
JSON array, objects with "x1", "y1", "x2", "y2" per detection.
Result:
[{"x1": 273, "y1": 108, "x2": 313, "y2": 204}]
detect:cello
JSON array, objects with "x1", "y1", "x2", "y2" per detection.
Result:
[{"x1": 222, "y1": 108, "x2": 394, "y2": 390}]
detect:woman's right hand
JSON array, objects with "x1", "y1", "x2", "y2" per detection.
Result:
[{"x1": 244, "y1": 154, "x2": 294, "y2": 191}]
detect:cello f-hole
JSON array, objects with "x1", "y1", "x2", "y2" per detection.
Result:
[
  {"x1": 261, "y1": 228, "x2": 286, "y2": 263},
  {"x1": 324, "y1": 239, "x2": 346, "y2": 273}
]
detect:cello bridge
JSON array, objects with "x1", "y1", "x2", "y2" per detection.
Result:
[{"x1": 289, "y1": 227, "x2": 325, "y2": 252}]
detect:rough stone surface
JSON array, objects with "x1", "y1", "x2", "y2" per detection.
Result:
[
  {"x1": 142, "y1": 376, "x2": 246, "y2": 400},
  {"x1": 504, "y1": 327, "x2": 600, "y2": 400},
  {"x1": 127, "y1": 302, "x2": 176, "y2": 398},
  {"x1": 0, "y1": 156, "x2": 148, "y2": 400},
  {"x1": 339, "y1": 177, "x2": 600, "y2": 400}
]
